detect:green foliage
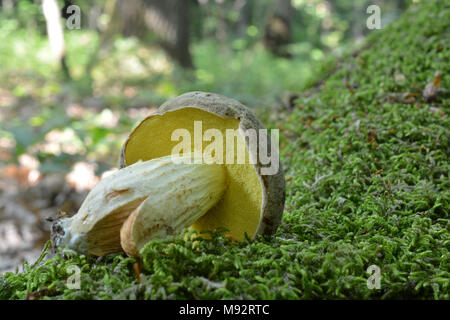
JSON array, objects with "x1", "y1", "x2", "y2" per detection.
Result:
[{"x1": 185, "y1": 40, "x2": 317, "y2": 106}]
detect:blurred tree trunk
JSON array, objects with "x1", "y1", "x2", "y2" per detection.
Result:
[
  {"x1": 42, "y1": 0, "x2": 71, "y2": 80},
  {"x1": 215, "y1": 1, "x2": 227, "y2": 43},
  {"x1": 234, "y1": 0, "x2": 250, "y2": 37},
  {"x1": 143, "y1": 0, "x2": 194, "y2": 68},
  {"x1": 263, "y1": 0, "x2": 293, "y2": 58},
  {"x1": 107, "y1": 0, "x2": 194, "y2": 68},
  {"x1": 1, "y1": 0, "x2": 14, "y2": 12}
]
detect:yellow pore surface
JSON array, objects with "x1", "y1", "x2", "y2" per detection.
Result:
[{"x1": 124, "y1": 108, "x2": 262, "y2": 240}]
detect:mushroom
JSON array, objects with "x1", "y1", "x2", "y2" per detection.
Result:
[{"x1": 51, "y1": 92, "x2": 285, "y2": 257}]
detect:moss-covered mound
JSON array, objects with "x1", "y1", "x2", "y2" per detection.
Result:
[{"x1": 1, "y1": 0, "x2": 448, "y2": 299}]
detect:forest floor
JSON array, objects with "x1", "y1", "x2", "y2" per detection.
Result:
[{"x1": 1, "y1": 0, "x2": 449, "y2": 299}]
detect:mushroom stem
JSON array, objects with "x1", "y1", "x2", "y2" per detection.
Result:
[
  {"x1": 52, "y1": 153, "x2": 227, "y2": 257},
  {"x1": 120, "y1": 154, "x2": 227, "y2": 257}
]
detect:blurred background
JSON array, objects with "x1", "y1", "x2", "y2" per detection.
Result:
[{"x1": 0, "y1": 0, "x2": 410, "y2": 272}]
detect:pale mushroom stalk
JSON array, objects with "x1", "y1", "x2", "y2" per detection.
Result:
[{"x1": 51, "y1": 153, "x2": 227, "y2": 257}]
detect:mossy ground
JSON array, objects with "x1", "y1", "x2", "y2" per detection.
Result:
[{"x1": 1, "y1": 0, "x2": 448, "y2": 300}]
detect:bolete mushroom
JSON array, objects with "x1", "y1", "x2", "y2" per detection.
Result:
[{"x1": 51, "y1": 91, "x2": 285, "y2": 257}]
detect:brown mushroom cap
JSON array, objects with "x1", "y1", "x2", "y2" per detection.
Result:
[{"x1": 119, "y1": 91, "x2": 285, "y2": 240}]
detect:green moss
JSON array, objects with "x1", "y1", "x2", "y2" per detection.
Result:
[{"x1": 1, "y1": 0, "x2": 449, "y2": 299}]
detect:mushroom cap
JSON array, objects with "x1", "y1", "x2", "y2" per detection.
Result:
[{"x1": 119, "y1": 91, "x2": 285, "y2": 239}]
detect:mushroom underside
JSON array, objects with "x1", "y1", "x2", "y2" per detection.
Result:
[{"x1": 123, "y1": 107, "x2": 264, "y2": 241}]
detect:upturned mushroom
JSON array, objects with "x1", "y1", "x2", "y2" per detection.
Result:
[{"x1": 51, "y1": 91, "x2": 285, "y2": 257}]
